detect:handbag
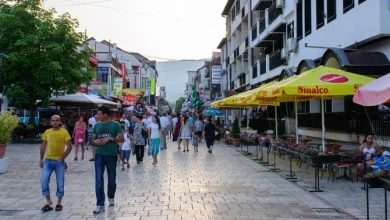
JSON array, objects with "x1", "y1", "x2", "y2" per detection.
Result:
[{"x1": 78, "y1": 138, "x2": 84, "y2": 143}]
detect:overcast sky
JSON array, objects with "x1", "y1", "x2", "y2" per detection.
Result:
[{"x1": 45, "y1": 0, "x2": 227, "y2": 61}]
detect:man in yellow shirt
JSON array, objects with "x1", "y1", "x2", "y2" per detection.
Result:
[{"x1": 40, "y1": 115, "x2": 72, "y2": 212}]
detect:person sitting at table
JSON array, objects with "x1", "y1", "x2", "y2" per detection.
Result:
[{"x1": 357, "y1": 134, "x2": 382, "y2": 177}]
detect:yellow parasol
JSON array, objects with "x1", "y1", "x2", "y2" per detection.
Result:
[{"x1": 262, "y1": 66, "x2": 375, "y2": 149}]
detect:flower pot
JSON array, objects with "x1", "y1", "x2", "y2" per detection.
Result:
[
  {"x1": 0, "y1": 144, "x2": 6, "y2": 159},
  {"x1": 232, "y1": 138, "x2": 240, "y2": 147}
]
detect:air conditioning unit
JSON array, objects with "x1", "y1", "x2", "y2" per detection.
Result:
[
  {"x1": 276, "y1": 0, "x2": 284, "y2": 8},
  {"x1": 243, "y1": 53, "x2": 249, "y2": 61},
  {"x1": 286, "y1": 38, "x2": 298, "y2": 52},
  {"x1": 281, "y1": 48, "x2": 288, "y2": 59}
]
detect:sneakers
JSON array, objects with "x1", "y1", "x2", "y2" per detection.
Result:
[
  {"x1": 93, "y1": 206, "x2": 105, "y2": 214},
  {"x1": 108, "y1": 199, "x2": 115, "y2": 206}
]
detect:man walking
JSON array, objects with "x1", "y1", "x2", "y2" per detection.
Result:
[
  {"x1": 40, "y1": 115, "x2": 72, "y2": 212},
  {"x1": 88, "y1": 114, "x2": 99, "y2": 161},
  {"x1": 92, "y1": 106, "x2": 124, "y2": 214},
  {"x1": 159, "y1": 113, "x2": 169, "y2": 150}
]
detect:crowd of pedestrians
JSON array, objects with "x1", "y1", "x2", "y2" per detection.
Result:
[{"x1": 38, "y1": 106, "x2": 220, "y2": 214}]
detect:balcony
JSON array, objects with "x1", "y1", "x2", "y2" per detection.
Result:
[
  {"x1": 251, "y1": 24, "x2": 257, "y2": 41},
  {"x1": 259, "y1": 16, "x2": 266, "y2": 35},
  {"x1": 239, "y1": 38, "x2": 249, "y2": 57},
  {"x1": 269, "y1": 50, "x2": 284, "y2": 71},
  {"x1": 252, "y1": 65, "x2": 258, "y2": 79},
  {"x1": 268, "y1": 3, "x2": 283, "y2": 25},
  {"x1": 259, "y1": 59, "x2": 266, "y2": 75}
]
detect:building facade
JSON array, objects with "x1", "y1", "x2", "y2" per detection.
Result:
[{"x1": 218, "y1": 0, "x2": 390, "y2": 143}]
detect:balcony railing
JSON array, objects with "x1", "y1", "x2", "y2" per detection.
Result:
[
  {"x1": 260, "y1": 59, "x2": 266, "y2": 75},
  {"x1": 259, "y1": 16, "x2": 266, "y2": 34},
  {"x1": 268, "y1": 3, "x2": 283, "y2": 25},
  {"x1": 298, "y1": 112, "x2": 390, "y2": 137},
  {"x1": 269, "y1": 50, "x2": 283, "y2": 70},
  {"x1": 252, "y1": 24, "x2": 257, "y2": 41},
  {"x1": 252, "y1": 65, "x2": 258, "y2": 78},
  {"x1": 238, "y1": 73, "x2": 246, "y2": 86}
]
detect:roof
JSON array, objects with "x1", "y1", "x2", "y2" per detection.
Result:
[
  {"x1": 217, "y1": 38, "x2": 227, "y2": 49},
  {"x1": 129, "y1": 52, "x2": 148, "y2": 62},
  {"x1": 222, "y1": 0, "x2": 235, "y2": 16}
]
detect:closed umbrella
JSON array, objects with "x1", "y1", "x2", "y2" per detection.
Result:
[{"x1": 353, "y1": 73, "x2": 390, "y2": 106}]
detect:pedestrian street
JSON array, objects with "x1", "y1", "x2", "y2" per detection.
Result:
[{"x1": 0, "y1": 140, "x2": 366, "y2": 220}]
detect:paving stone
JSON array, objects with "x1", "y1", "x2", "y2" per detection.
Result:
[{"x1": 0, "y1": 141, "x2": 384, "y2": 219}]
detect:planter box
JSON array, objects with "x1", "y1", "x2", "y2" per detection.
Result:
[
  {"x1": 367, "y1": 177, "x2": 382, "y2": 188},
  {"x1": 381, "y1": 178, "x2": 390, "y2": 191}
]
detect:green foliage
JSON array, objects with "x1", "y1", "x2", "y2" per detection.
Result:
[
  {"x1": 230, "y1": 117, "x2": 241, "y2": 138},
  {"x1": 0, "y1": 111, "x2": 19, "y2": 144},
  {"x1": 191, "y1": 84, "x2": 203, "y2": 109},
  {"x1": 175, "y1": 97, "x2": 185, "y2": 114},
  {"x1": 0, "y1": 0, "x2": 94, "y2": 124}
]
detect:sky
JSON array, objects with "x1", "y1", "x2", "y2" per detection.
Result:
[{"x1": 45, "y1": 0, "x2": 227, "y2": 61}]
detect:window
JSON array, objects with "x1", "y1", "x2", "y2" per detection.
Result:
[
  {"x1": 287, "y1": 21, "x2": 294, "y2": 38},
  {"x1": 235, "y1": 0, "x2": 240, "y2": 15},
  {"x1": 343, "y1": 0, "x2": 354, "y2": 13},
  {"x1": 316, "y1": 0, "x2": 324, "y2": 29},
  {"x1": 358, "y1": 0, "x2": 366, "y2": 4},
  {"x1": 97, "y1": 67, "x2": 109, "y2": 83},
  {"x1": 304, "y1": 0, "x2": 312, "y2": 36},
  {"x1": 320, "y1": 99, "x2": 333, "y2": 112},
  {"x1": 231, "y1": 6, "x2": 236, "y2": 22},
  {"x1": 327, "y1": 0, "x2": 336, "y2": 23},
  {"x1": 296, "y1": 1, "x2": 303, "y2": 40}
]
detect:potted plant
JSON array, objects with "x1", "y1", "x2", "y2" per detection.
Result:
[
  {"x1": 0, "y1": 111, "x2": 19, "y2": 159},
  {"x1": 230, "y1": 117, "x2": 241, "y2": 147}
]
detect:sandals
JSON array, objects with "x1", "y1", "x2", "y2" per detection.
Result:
[
  {"x1": 55, "y1": 204, "x2": 63, "y2": 211},
  {"x1": 41, "y1": 205, "x2": 53, "y2": 212}
]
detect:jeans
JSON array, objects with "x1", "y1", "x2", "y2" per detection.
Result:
[
  {"x1": 134, "y1": 145, "x2": 145, "y2": 162},
  {"x1": 95, "y1": 154, "x2": 117, "y2": 206},
  {"x1": 161, "y1": 129, "x2": 167, "y2": 149},
  {"x1": 41, "y1": 159, "x2": 65, "y2": 198}
]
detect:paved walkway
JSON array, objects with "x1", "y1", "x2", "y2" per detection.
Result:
[{"x1": 0, "y1": 140, "x2": 385, "y2": 219}]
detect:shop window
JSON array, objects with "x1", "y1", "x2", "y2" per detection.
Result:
[
  {"x1": 296, "y1": 0, "x2": 303, "y2": 41},
  {"x1": 343, "y1": 0, "x2": 354, "y2": 14},
  {"x1": 327, "y1": 0, "x2": 336, "y2": 23},
  {"x1": 316, "y1": 0, "x2": 325, "y2": 29}
]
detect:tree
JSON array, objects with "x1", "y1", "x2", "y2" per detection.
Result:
[
  {"x1": 191, "y1": 84, "x2": 203, "y2": 109},
  {"x1": 0, "y1": 0, "x2": 94, "y2": 125},
  {"x1": 175, "y1": 97, "x2": 185, "y2": 114}
]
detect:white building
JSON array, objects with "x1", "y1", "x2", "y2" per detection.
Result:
[
  {"x1": 185, "y1": 71, "x2": 197, "y2": 96},
  {"x1": 218, "y1": 0, "x2": 390, "y2": 143},
  {"x1": 197, "y1": 66, "x2": 211, "y2": 100}
]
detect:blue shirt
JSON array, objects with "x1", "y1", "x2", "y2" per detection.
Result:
[{"x1": 188, "y1": 116, "x2": 194, "y2": 127}]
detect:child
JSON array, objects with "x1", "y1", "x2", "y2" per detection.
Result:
[
  {"x1": 120, "y1": 126, "x2": 133, "y2": 170},
  {"x1": 86, "y1": 124, "x2": 93, "y2": 150},
  {"x1": 192, "y1": 132, "x2": 199, "y2": 153}
]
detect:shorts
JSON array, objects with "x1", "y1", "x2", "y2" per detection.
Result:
[
  {"x1": 87, "y1": 136, "x2": 92, "y2": 143},
  {"x1": 117, "y1": 145, "x2": 121, "y2": 155},
  {"x1": 121, "y1": 150, "x2": 131, "y2": 161}
]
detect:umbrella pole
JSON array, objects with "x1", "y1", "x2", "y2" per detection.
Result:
[
  {"x1": 321, "y1": 96, "x2": 325, "y2": 152},
  {"x1": 275, "y1": 106, "x2": 278, "y2": 139},
  {"x1": 295, "y1": 97, "x2": 298, "y2": 144},
  {"x1": 246, "y1": 108, "x2": 250, "y2": 129}
]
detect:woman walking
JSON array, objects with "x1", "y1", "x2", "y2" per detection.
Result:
[
  {"x1": 172, "y1": 116, "x2": 182, "y2": 149},
  {"x1": 179, "y1": 116, "x2": 192, "y2": 152},
  {"x1": 203, "y1": 118, "x2": 217, "y2": 153},
  {"x1": 148, "y1": 115, "x2": 162, "y2": 164},
  {"x1": 72, "y1": 116, "x2": 86, "y2": 160},
  {"x1": 133, "y1": 115, "x2": 149, "y2": 164}
]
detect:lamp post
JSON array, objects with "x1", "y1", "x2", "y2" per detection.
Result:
[{"x1": 0, "y1": 53, "x2": 8, "y2": 114}]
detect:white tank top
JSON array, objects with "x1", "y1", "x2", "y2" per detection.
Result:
[
  {"x1": 122, "y1": 132, "x2": 131, "y2": 150},
  {"x1": 363, "y1": 144, "x2": 376, "y2": 159}
]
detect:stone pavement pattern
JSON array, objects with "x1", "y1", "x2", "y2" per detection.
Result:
[{"x1": 0, "y1": 140, "x2": 386, "y2": 219}]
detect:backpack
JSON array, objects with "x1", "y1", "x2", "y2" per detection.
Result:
[{"x1": 141, "y1": 123, "x2": 148, "y2": 138}]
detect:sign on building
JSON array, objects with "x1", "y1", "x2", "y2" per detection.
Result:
[{"x1": 211, "y1": 65, "x2": 222, "y2": 84}]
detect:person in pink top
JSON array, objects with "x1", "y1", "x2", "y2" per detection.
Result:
[{"x1": 72, "y1": 116, "x2": 86, "y2": 160}]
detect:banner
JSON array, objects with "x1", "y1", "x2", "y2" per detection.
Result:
[
  {"x1": 123, "y1": 89, "x2": 143, "y2": 103},
  {"x1": 112, "y1": 78, "x2": 123, "y2": 96},
  {"x1": 150, "y1": 77, "x2": 155, "y2": 95},
  {"x1": 211, "y1": 65, "x2": 222, "y2": 84}
]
